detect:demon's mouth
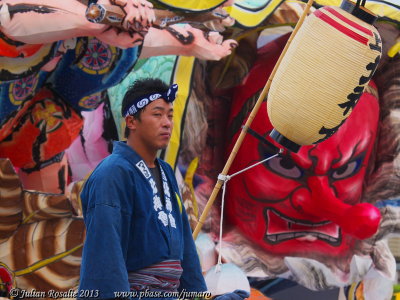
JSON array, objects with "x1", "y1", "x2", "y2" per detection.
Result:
[{"x1": 264, "y1": 208, "x2": 341, "y2": 246}]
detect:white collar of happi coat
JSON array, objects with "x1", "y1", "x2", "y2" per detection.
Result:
[{"x1": 135, "y1": 160, "x2": 176, "y2": 229}]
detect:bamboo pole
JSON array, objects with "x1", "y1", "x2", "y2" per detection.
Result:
[{"x1": 193, "y1": 0, "x2": 315, "y2": 239}]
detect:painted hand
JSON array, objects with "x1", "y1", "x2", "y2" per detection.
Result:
[
  {"x1": 98, "y1": 0, "x2": 155, "y2": 33},
  {"x1": 169, "y1": 24, "x2": 238, "y2": 61},
  {"x1": 95, "y1": 0, "x2": 155, "y2": 48}
]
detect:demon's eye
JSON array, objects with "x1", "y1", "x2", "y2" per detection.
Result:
[
  {"x1": 266, "y1": 156, "x2": 303, "y2": 179},
  {"x1": 331, "y1": 157, "x2": 363, "y2": 180}
]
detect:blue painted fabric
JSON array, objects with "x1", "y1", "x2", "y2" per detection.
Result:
[
  {"x1": 78, "y1": 141, "x2": 206, "y2": 299},
  {"x1": 0, "y1": 38, "x2": 139, "y2": 124},
  {"x1": 48, "y1": 38, "x2": 138, "y2": 111}
]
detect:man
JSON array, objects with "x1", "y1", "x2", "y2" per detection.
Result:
[{"x1": 78, "y1": 78, "x2": 207, "y2": 299}]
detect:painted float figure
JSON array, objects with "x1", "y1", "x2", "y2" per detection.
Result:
[
  {"x1": 224, "y1": 2, "x2": 386, "y2": 264},
  {"x1": 227, "y1": 67, "x2": 380, "y2": 260},
  {"x1": 214, "y1": 20, "x2": 400, "y2": 298},
  {"x1": 0, "y1": 0, "x2": 237, "y2": 193}
]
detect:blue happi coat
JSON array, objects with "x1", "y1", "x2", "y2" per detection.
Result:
[{"x1": 78, "y1": 141, "x2": 207, "y2": 299}]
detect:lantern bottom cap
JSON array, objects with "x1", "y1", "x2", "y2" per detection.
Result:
[{"x1": 269, "y1": 129, "x2": 301, "y2": 153}]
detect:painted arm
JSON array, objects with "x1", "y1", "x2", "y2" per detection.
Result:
[
  {"x1": 0, "y1": 0, "x2": 237, "y2": 60},
  {"x1": 140, "y1": 0, "x2": 237, "y2": 61},
  {"x1": 0, "y1": 0, "x2": 153, "y2": 48},
  {"x1": 140, "y1": 24, "x2": 238, "y2": 61}
]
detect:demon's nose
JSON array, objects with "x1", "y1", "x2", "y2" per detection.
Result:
[{"x1": 299, "y1": 176, "x2": 380, "y2": 239}]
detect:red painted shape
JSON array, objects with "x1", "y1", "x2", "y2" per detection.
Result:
[
  {"x1": 325, "y1": 6, "x2": 372, "y2": 37},
  {"x1": 315, "y1": 10, "x2": 369, "y2": 45}
]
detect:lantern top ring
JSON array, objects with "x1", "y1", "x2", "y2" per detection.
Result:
[
  {"x1": 340, "y1": 0, "x2": 378, "y2": 25},
  {"x1": 269, "y1": 129, "x2": 301, "y2": 153}
]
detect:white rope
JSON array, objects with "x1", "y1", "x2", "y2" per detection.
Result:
[
  {"x1": 229, "y1": 151, "x2": 282, "y2": 179},
  {"x1": 215, "y1": 150, "x2": 282, "y2": 273},
  {"x1": 216, "y1": 177, "x2": 228, "y2": 273}
]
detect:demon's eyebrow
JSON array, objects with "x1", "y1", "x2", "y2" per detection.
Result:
[
  {"x1": 331, "y1": 140, "x2": 363, "y2": 169},
  {"x1": 245, "y1": 126, "x2": 280, "y2": 154}
]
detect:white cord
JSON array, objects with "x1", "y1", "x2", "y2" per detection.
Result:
[
  {"x1": 215, "y1": 150, "x2": 282, "y2": 273},
  {"x1": 229, "y1": 151, "x2": 281, "y2": 178},
  {"x1": 216, "y1": 177, "x2": 228, "y2": 273}
]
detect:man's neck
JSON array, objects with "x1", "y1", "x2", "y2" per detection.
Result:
[{"x1": 127, "y1": 139, "x2": 157, "y2": 168}]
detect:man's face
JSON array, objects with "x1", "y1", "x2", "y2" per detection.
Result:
[
  {"x1": 226, "y1": 90, "x2": 379, "y2": 258},
  {"x1": 128, "y1": 99, "x2": 173, "y2": 151}
]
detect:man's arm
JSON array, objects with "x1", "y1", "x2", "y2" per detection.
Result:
[{"x1": 79, "y1": 165, "x2": 133, "y2": 299}]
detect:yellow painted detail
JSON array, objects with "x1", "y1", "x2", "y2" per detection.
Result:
[
  {"x1": 22, "y1": 211, "x2": 37, "y2": 225},
  {"x1": 184, "y1": 157, "x2": 199, "y2": 218},
  {"x1": 14, "y1": 244, "x2": 83, "y2": 276},
  {"x1": 388, "y1": 41, "x2": 400, "y2": 58},
  {"x1": 347, "y1": 282, "x2": 357, "y2": 300},
  {"x1": 228, "y1": 0, "x2": 285, "y2": 28},
  {"x1": 313, "y1": 0, "x2": 350, "y2": 5},
  {"x1": 164, "y1": 56, "x2": 195, "y2": 168},
  {"x1": 227, "y1": 0, "x2": 400, "y2": 28},
  {"x1": 155, "y1": 0, "x2": 226, "y2": 12},
  {"x1": 175, "y1": 192, "x2": 182, "y2": 214}
]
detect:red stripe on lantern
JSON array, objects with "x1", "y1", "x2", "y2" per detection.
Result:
[
  {"x1": 325, "y1": 7, "x2": 373, "y2": 37},
  {"x1": 314, "y1": 10, "x2": 369, "y2": 45}
]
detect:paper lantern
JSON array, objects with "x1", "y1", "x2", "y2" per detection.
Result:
[
  {"x1": 267, "y1": 0, "x2": 382, "y2": 152},
  {"x1": 204, "y1": 263, "x2": 250, "y2": 296},
  {"x1": 195, "y1": 233, "x2": 217, "y2": 273}
]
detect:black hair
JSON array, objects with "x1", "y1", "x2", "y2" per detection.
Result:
[{"x1": 121, "y1": 78, "x2": 170, "y2": 138}]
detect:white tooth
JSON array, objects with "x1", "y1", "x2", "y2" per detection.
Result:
[
  {"x1": 296, "y1": 235, "x2": 318, "y2": 242},
  {"x1": 328, "y1": 236, "x2": 338, "y2": 242},
  {"x1": 0, "y1": 4, "x2": 11, "y2": 25},
  {"x1": 333, "y1": 225, "x2": 340, "y2": 238},
  {"x1": 277, "y1": 233, "x2": 295, "y2": 241}
]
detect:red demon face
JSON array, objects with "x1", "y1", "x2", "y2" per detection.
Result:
[
  {"x1": 226, "y1": 88, "x2": 379, "y2": 258},
  {"x1": 225, "y1": 33, "x2": 380, "y2": 258}
]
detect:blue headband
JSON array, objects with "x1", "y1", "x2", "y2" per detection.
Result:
[{"x1": 123, "y1": 84, "x2": 178, "y2": 117}]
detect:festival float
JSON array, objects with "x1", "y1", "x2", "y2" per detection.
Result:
[{"x1": 0, "y1": 0, "x2": 399, "y2": 299}]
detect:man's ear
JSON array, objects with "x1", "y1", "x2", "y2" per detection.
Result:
[{"x1": 125, "y1": 115, "x2": 137, "y2": 131}]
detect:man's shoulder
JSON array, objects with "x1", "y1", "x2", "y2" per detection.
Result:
[
  {"x1": 90, "y1": 153, "x2": 135, "y2": 180},
  {"x1": 81, "y1": 154, "x2": 136, "y2": 207}
]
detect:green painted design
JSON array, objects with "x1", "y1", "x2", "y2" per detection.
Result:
[
  {"x1": 235, "y1": 0, "x2": 273, "y2": 10},
  {"x1": 108, "y1": 55, "x2": 177, "y2": 139}
]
